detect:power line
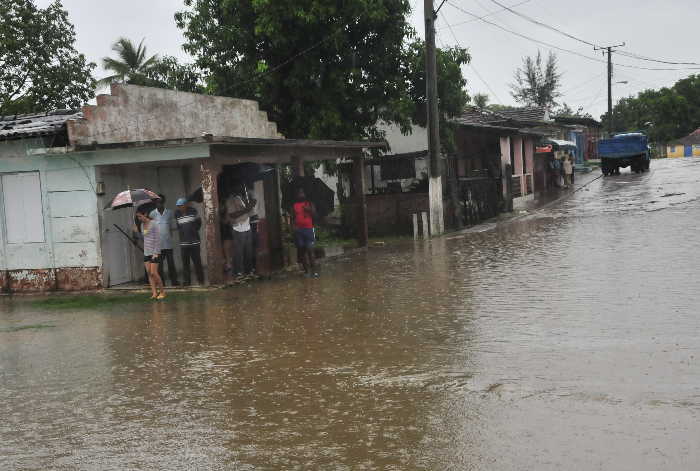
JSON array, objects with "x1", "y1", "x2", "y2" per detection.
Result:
[
  {"x1": 438, "y1": 10, "x2": 504, "y2": 104},
  {"x1": 487, "y1": 0, "x2": 700, "y2": 66},
  {"x1": 437, "y1": 0, "x2": 533, "y2": 30},
  {"x1": 446, "y1": 1, "x2": 700, "y2": 71}
]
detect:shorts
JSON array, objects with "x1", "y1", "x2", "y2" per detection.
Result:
[
  {"x1": 294, "y1": 228, "x2": 315, "y2": 249},
  {"x1": 221, "y1": 222, "x2": 233, "y2": 241},
  {"x1": 144, "y1": 255, "x2": 160, "y2": 263}
]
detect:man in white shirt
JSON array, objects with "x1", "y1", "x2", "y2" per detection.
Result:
[
  {"x1": 150, "y1": 194, "x2": 179, "y2": 286},
  {"x1": 225, "y1": 183, "x2": 256, "y2": 277}
]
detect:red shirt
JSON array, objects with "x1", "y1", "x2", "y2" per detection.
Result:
[{"x1": 293, "y1": 201, "x2": 314, "y2": 229}]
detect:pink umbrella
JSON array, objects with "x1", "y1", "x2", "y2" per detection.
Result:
[{"x1": 105, "y1": 189, "x2": 160, "y2": 210}]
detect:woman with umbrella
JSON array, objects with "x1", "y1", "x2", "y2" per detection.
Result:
[{"x1": 135, "y1": 206, "x2": 166, "y2": 299}]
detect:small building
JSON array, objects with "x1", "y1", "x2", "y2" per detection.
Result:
[
  {"x1": 667, "y1": 128, "x2": 700, "y2": 157},
  {"x1": 0, "y1": 84, "x2": 381, "y2": 292}
]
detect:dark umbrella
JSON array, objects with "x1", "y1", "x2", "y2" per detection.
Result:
[
  {"x1": 281, "y1": 176, "x2": 335, "y2": 219},
  {"x1": 105, "y1": 189, "x2": 160, "y2": 210}
]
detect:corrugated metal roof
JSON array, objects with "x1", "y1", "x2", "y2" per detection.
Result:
[{"x1": 0, "y1": 110, "x2": 81, "y2": 140}]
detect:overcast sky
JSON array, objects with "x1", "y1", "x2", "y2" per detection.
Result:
[{"x1": 38, "y1": 0, "x2": 700, "y2": 120}]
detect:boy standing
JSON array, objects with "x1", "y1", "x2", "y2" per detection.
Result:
[{"x1": 175, "y1": 198, "x2": 204, "y2": 285}]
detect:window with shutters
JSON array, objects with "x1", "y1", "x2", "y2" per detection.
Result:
[{"x1": 1, "y1": 172, "x2": 46, "y2": 244}]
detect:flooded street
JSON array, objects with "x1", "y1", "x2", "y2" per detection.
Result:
[{"x1": 2, "y1": 158, "x2": 700, "y2": 470}]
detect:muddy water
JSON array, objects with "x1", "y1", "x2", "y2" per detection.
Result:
[{"x1": 2, "y1": 158, "x2": 700, "y2": 470}]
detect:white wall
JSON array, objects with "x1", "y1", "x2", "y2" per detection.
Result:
[{"x1": 378, "y1": 122, "x2": 428, "y2": 154}]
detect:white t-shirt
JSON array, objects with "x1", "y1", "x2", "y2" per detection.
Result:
[{"x1": 226, "y1": 195, "x2": 251, "y2": 232}]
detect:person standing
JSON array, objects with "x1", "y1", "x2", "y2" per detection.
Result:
[
  {"x1": 563, "y1": 155, "x2": 574, "y2": 188},
  {"x1": 135, "y1": 208, "x2": 166, "y2": 299},
  {"x1": 150, "y1": 195, "x2": 179, "y2": 286},
  {"x1": 225, "y1": 183, "x2": 256, "y2": 278},
  {"x1": 175, "y1": 198, "x2": 204, "y2": 286},
  {"x1": 292, "y1": 188, "x2": 318, "y2": 277}
]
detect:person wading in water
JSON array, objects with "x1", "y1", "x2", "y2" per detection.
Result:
[
  {"x1": 135, "y1": 208, "x2": 166, "y2": 299},
  {"x1": 292, "y1": 188, "x2": 318, "y2": 278}
]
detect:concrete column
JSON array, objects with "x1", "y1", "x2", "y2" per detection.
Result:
[
  {"x1": 351, "y1": 154, "x2": 368, "y2": 247},
  {"x1": 428, "y1": 176, "x2": 443, "y2": 236},
  {"x1": 499, "y1": 136, "x2": 511, "y2": 201},
  {"x1": 200, "y1": 159, "x2": 223, "y2": 285},
  {"x1": 291, "y1": 155, "x2": 305, "y2": 177},
  {"x1": 525, "y1": 138, "x2": 535, "y2": 194}
]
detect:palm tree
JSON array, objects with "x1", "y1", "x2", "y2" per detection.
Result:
[{"x1": 98, "y1": 38, "x2": 158, "y2": 87}]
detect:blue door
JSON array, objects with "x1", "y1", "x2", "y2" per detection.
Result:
[{"x1": 685, "y1": 145, "x2": 693, "y2": 157}]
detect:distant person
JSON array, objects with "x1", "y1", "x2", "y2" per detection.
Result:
[
  {"x1": 563, "y1": 155, "x2": 574, "y2": 188},
  {"x1": 150, "y1": 195, "x2": 179, "y2": 286},
  {"x1": 225, "y1": 183, "x2": 256, "y2": 278},
  {"x1": 292, "y1": 188, "x2": 318, "y2": 277},
  {"x1": 175, "y1": 198, "x2": 204, "y2": 286},
  {"x1": 135, "y1": 208, "x2": 166, "y2": 299}
]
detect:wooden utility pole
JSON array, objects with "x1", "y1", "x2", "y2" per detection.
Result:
[
  {"x1": 595, "y1": 42, "x2": 625, "y2": 136},
  {"x1": 424, "y1": 0, "x2": 444, "y2": 236}
]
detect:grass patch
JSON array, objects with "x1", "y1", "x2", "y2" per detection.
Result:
[
  {"x1": 0, "y1": 323, "x2": 55, "y2": 333},
  {"x1": 29, "y1": 291, "x2": 208, "y2": 310}
]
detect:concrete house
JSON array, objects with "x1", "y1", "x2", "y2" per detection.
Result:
[
  {"x1": 0, "y1": 84, "x2": 381, "y2": 292},
  {"x1": 667, "y1": 128, "x2": 700, "y2": 157}
]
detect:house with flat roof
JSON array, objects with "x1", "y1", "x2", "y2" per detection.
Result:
[{"x1": 0, "y1": 84, "x2": 382, "y2": 292}]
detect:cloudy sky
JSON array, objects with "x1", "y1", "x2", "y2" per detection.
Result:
[{"x1": 38, "y1": 0, "x2": 700, "y2": 120}]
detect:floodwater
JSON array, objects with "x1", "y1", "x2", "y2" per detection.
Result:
[{"x1": 2, "y1": 158, "x2": 700, "y2": 470}]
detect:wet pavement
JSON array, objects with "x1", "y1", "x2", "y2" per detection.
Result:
[{"x1": 2, "y1": 158, "x2": 700, "y2": 470}]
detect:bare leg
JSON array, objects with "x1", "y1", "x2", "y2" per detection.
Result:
[
  {"x1": 145, "y1": 262, "x2": 158, "y2": 297},
  {"x1": 149, "y1": 263, "x2": 165, "y2": 298}
]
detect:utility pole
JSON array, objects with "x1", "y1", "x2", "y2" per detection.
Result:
[
  {"x1": 594, "y1": 43, "x2": 625, "y2": 136},
  {"x1": 424, "y1": 0, "x2": 445, "y2": 236}
]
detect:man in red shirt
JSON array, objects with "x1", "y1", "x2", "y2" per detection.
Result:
[{"x1": 292, "y1": 188, "x2": 318, "y2": 277}]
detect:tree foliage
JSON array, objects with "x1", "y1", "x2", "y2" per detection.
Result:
[
  {"x1": 604, "y1": 74, "x2": 700, "y2": 142},
  {"x1": 99, "y1": 38, "x2": 159, "y2": 87},
  {"x1": 403, "y1": 40, "x2": 471, "y2": 153},
  {"x1": 554, "y1": 102, "x2": 592, "y2": 119},
  {"x1": 175, "y1": 0, "x2": 417, "y2": 141},
  {"x1": 0, "y1": 0, "x2": 95, "y2": 115},
  {"x1": 146, "y1": 56, "x2": 205, "y2": 93},
  {"x1": 510, "y1": 51, "x2": 562, "y2": 108},
  {"x1": 472, "y1": 93, "x2": 489, "y2": 108}
]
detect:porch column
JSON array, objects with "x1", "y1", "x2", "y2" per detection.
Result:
[
  {"x1": 291, "y1": 155, "x2": 305, "y2": 177},
  {"x1": 200, "y1": 159, "x2": 224, "y2": 285},
  {"x1": 525, "y1": 139, "x2": 535, "y2": 194},
  {"x1": 352, "y1": 153, "x2": 369, "y2": 247},
  {"x1": 499, "y1": 136, "x2": 511, "y2": 201},
  {"x1": 513, "y1": 136, "x2": 526, "y2": 196}
]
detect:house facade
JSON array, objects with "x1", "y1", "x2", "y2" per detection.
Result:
[
  {"x1": 0, "y1": 84, "x2": 380, "y2": 292},
  {"x1": 667, "y1": 129, "x2": 700, "y2": 157}
]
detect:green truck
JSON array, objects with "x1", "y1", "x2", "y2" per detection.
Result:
[{"x1": 598, "y1": 132, "x2": 651, "y2": 176}]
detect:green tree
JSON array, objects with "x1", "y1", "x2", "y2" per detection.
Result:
[
  {"x1": 554, "y1": 102, "x2": 592, "y2": 119},
  {"x1": 0, "y1": 0, "x2": 95, "y2": 115},
  {"x1": 604, "y1": 75, "x2": 700, "y2": 142},
  {"x1": 403, "y1": 40, "x2": 471, "y2": 153},
  {"x1": 510, "y1": 51, "x2": 562, "y2": 108},
  {"x1": 99, "y1": 38, "x2": 159, "y2": 87},
  {"x1": 175, "y1": 0, "x2": 415, "y2": 141},
  {"x1": 146, "y1": 56, "x2": 205, "y2": 93},
  {"x1": 472, "y1": 93, "x2": 489, "y2": 108}
]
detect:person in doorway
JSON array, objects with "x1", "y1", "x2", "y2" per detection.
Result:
[
  {"x1": 150, "y1": 195, "x2": 179, "y2": 286},
  {"x1": 175, "y1": 198, "x2": 204, "y2": 286},
  {"x1": 135, "y1": 208, "x2": 166, "y2": 299},
  {"x1": 292, "y1": 188, "x2": 318, "y2": 277},
  {"x1": 225, "y1": 183, "x2": 256, "y2": 279},
  {"x1": 563, "y1": 155, "x2": 574, "y2": 188}
]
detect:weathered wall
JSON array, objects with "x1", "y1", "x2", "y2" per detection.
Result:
[
  {"x1": 0, "y1": 150, "x2": 101, "y2": 292},
  {"x1": 67, "y1": 84, "x2": 283, "y2": 146}
]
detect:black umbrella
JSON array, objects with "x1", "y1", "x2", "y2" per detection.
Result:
[{"x1": 281, "y1": 176, "x2": 335, "y2": 219}]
